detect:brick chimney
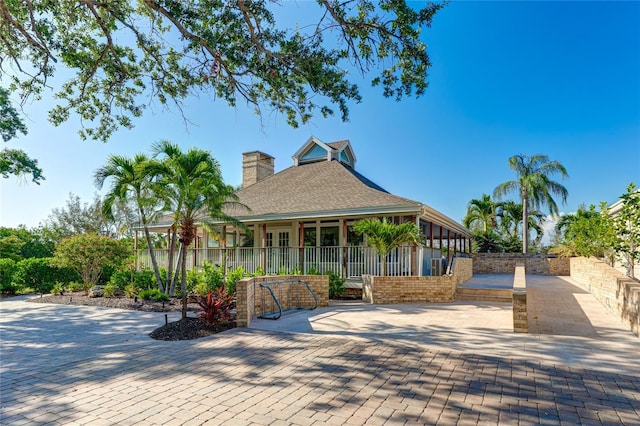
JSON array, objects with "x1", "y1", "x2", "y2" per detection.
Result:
[{"x1": 242, "y1": 151, "x2": 274, "y2": 188}]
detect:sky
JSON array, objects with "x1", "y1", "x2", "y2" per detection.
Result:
[{"x1": 1, "y1": 1, "x2": 639, "y2": 241}]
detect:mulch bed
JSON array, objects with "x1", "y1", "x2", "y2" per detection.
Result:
[{"x1": 26, "y1": 293, "x2": 236, "y2": 341}]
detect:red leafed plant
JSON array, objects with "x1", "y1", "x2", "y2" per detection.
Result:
[{"x1": 197, "y1": 287, "x2": 234, "y2": 325}]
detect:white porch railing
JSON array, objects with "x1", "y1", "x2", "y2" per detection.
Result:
[{"x1": 136, "y1": 246, "x2": 416, "y2": 278}]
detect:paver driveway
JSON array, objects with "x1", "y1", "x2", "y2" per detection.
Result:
[{"x1": 1, "y1": 275, "x2": 639, "y2": 425}]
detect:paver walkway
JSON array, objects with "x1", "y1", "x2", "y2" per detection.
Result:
[{"x1": 1, "y1": 275, "x2": 639, "y2": 425}]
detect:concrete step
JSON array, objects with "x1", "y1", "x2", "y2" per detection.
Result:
[{"x1": 456, "y1": 288, "x2": 512, "y2": 302}]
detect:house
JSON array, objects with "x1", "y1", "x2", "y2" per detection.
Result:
[{"x1": 138, "y1": 136, "x2": 472, "y2": 277}]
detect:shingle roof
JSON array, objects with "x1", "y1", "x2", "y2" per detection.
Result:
[
  {"x1": 225, "y1": 159, "x2": 421, "y2": 219},
  {"x1": 326, "y1": 140, "x2": 348, "y2": 151}
]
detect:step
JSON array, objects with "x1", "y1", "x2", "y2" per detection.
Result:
[{"x1": 456, "y1": 288, "x2": 512, "y2": 302}]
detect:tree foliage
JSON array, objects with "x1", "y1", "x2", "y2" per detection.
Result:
[
  {"x1": 1, "y1": 0, "x2": 444, "y2": 141},
  {"x1": 353, "y1": 217, "x2": 421, "y2": 276},
  {"x1": 0, "y1": 226, "x2": 55, "y2": 259},
  {"x1": 0, "y1": 148, "x2": 44, "y2": 184},
  {"x1": 149, "y1": 140, "x2": 243, "y2": 317},
  {"x1": 0, "y1": 87, "x2": 43, "y2": 183},
  {"x1": 53, "y1": 234, "x2": 129, "y2": 287},
  {"x1": 42, "y1": 193, "x2": 136, "y2": 242},
  {"x1": 95, "y1": 153, "x2": 165, "y2": 290},
  {"x1": 494, "y1": 154, "x2": 568, "y2": 253},
  {"x1": 611, "y1": 183, "x2": 640, "y2": 279},
  {"x1": 559, "y1": 204, "x2": 615, "y2": 259},
  {"x1": 462, "y1": 194, "x2": 497, "y2": 232}
]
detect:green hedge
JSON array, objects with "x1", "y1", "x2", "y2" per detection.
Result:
[
  {"x1": 0, "y1": 258, "x2": 18, "y2": 294},
  {"x1": 12, "y1": 257, "x2": 80, "y2": 294}
]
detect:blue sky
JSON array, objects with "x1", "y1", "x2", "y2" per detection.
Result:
[{"x1": 1, "y1": 1, "x2": 639, "y2": 237}]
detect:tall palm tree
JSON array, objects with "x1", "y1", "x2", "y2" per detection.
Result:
[
  {"x1": 353, "y1": 217, "x2": 421, "y2": 276},
  {"x1": 494, "y1": 154, "x2": 568, "y2": 253},
  {"x1": 94, "y1": 154, "x2": 165, "y2": 290},
  {"x1": 462, "y1": 194, "x2": 498, "y2": 232},
  {"x1": 151, "y1": 140, "x2": 244, "y2": 318}
]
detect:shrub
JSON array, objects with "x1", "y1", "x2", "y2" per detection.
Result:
[
  {"x1": 325, "y1": 271, "x2": 346, "y2": 299},
  {"x1": 197, "y1": 287, "x2": 234, "y2": 325},
  {"x1": 253, "y1": 266, "x2": 266, "y2": 277},
  {"x1": 109, "y1": 266, "x2": 163, "y2": 291},
  {"x1": 103, "y1": 283, "x2": 118, "y2": 298},
  {"x1": 226, "y1": 266, "x2": 246, "y2": 294},
  {"x1": 0, "y1": 258, "x2": 17, "y2": 294},
  {"x1": 124, "y1": 283, "x2": 138, "y2": 298},
  {"x1": 13, "y1": 258, "x2": 79, "y2": 294},
  {"x1": 201, "y1": 261, "x2": 225, "y2": 289},
  {"x1": 66, "y1": 282, "x2": 85, "y2": 292},
  {"x1": 139, "y1": 288, "x2": 164, "y2": 300},
  {"x1": 51, "y1": 282, "x2": 65, "y2": 295},
  {"x1": 54, "y1": 234, "x2": 129, "y2": 287}
]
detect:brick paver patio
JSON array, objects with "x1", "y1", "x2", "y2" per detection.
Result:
[{"x1": 1, "y1": 275, "x2": 639, "y2": 425}]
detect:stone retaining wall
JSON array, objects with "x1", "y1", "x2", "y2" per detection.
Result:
[
  {"x1": 570, "y1": 257, "x2": 640, "y2": 337},
  {"x1": 512, "y1": 263, "x2": 527, "y2": 333},
  {"x1": 362, "y1": 258, "x2": 472, "y2": 304},
  {"x1": 236, "y1": 275, "x2": 329, "y2": 327},
  {"x1": 472, "y1": 253, "x2": 570, "y2": 275}
]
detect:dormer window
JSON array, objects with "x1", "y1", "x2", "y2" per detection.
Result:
[{"x1": 292, "y1": 136, "x2": 357, "y2": 168}]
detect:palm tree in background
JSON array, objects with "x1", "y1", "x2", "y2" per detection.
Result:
[
  {"x1": 497, "y1": 200, "x2": 544, "y2": 240},
  {"x1": 462, "y1": 194, "x2": 498, "y2": 232},
  {"x1": 494, "y1": 154, "x2": 568, "y2": 253},
  {"x1": 94, "y1": 154, "x2": 165, "y2": 290},
  {"x1": 354, "y1": 217, "x2": 422, "y2": 276}
]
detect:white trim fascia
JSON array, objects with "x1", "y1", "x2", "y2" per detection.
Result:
[{"x1": 214, "y1": 204, "x2": 423, "y2": 224}]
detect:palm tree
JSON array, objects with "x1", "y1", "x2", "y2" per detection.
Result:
[
  {"x1": 353, "y1": 217, "x2": 421, "y2": 276},
  {"x1": 462, "y1": 194, "x2": 498, "y2": 232},
  {"x1": 494, "y1": 154, "x2": 568, "y2": 253},
  {"x1": 94, "y1": 154, "x2": 165, "y2": 291},
  {"x1": 497, "y1": 200, "x2": 544, "y2": 239},
  {"x1": 151, "y1": 141, "x2": 244, "y2": 318}
]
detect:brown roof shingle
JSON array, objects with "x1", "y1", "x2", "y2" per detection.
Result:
[{"x1": 225, "y1": 160, "x2": 421, "y2": 219}]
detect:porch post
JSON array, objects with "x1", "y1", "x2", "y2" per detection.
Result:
[
  {"x1": 193, "y1": 226, "x2": 198, "y2": 269},
  {"x1": 299, "y1": 222, "x2": 304, "y2": 273},
  {"x1": 342, "y1": 219, "x2": 348, "y2": 278},
  {"x1": 261, "y1": 224, "x2": 267, "y2": 271},
  {"x1": 447, "y1": 229, "x2": 451, "y2": 267},
  {"x1": 221, "y1": 225, "x2": 227, "y2": 275},
  {"x1": 411, "y1": 216, "x2": 417, "y2": 276},
  {"x1": 429, "y1": 222, "x2": 434, "y2": 264}
]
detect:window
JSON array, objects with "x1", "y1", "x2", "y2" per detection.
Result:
[
  {"x1": 304, "y1": 228, "x2": 316, "y2": 247},
  {"x1": 266, "y1": 232, "x2": 273, "y2": 248},
  {"x1": 347, "y1": 226, "x2": 364, "y2": 246},
  {"x1": 279, "y1": 232, "x2": 289, "y2": 248},
  {"x1": 320, "y1": 226, "x2": 339, "y2": 247}
]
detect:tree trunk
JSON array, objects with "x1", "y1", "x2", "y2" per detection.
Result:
[
  {"x1": 381, "y1": 254, "x2": 387, "y2": 276},
  {"x1": 139, "y1": 209, "x2": 165, "y2": 292},
  {"x1": 166, "y1": 226, "x2": 178, "y2": 294},
  {"x1": 169, "y1": 243, "x2": 183, "y2": 297},
  {"x1": 181, "y1": 242, "x2": 188, "y2": 319},
  {"x1": 522, "y1": 194, "x2": 529, "y2": 254}
]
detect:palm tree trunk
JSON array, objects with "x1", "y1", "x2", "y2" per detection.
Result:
[
  {"x1": 381, "y1": 254, "x2": 387, "y2": 276},
  {"x1": 139, "y1": 209, "x2": 165, "y2": 292},
  {"x1": 522, "y1": 196, "x2": 529, "y2": 254},
  {"x1": 169, "y1": 243, "x2": 183, "y2": 296},
  {"x1": 166, "y1": 227, "x2": 178, "y2": 294},
  {"x1": 181, "y1": 242, "x2": 188, "y2": 319}
]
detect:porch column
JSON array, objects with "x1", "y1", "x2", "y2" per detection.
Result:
[
  {"x1": 299, "y1": 222, "x2": 305, "y2": 273},
  {"x1": 342, "y1": 219, "x2": 348, "y2": 278},
  {"x1": 261, "y1": 224, "x2": 267, "y2": 270},
  {"x1": 134, "y1": 230, "x2": 138, "y2": 250},
  {"x1": 429, "y1": 222, "x2": 434, "y2": 265},
  {"x1": 447, "y1": 229, "x2": 451, "y2": 268},
  {"x1": 411, "y1": 216, "x2": 417, "y2": 276},
  {"x1": 193, "y1": 226, "x2": 199, "y2": 269}
]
